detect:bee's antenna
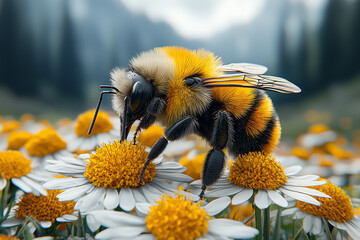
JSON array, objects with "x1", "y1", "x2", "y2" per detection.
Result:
[
  {"x1": 87, "y1": 89, "x2": 117, "y2": 135},
  {"x1": 100, "y1": 85, "x2": 120, "y2": 93}
]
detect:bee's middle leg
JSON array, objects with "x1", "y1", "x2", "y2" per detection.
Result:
[
  {"x1": 138, "y1": 116, "x2": 198, "y2": 185},
  {"x1": 200, "y1": 111, "x2": 233, "y2": 199}
]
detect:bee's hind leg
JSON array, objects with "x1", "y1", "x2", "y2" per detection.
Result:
[
  {"x1": 200, "y1": 111, "x2": 233, "y2": 199},
  {"x1": 138, "y1": 116, "x2": 198, "y2": 185}
]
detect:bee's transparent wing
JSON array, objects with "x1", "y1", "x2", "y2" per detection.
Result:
[
  {"x1": 219, "y1": 63, "x2": 268, "y2": 75},
  {"x1": 202, "y1": 74, "x2": 301, "y2": 94}
]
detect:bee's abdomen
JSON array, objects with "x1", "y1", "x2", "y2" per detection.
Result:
[{"x1": 228, "y1": 90, "x2": 281, "y2": 155}]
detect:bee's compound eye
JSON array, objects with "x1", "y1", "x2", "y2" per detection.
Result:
[{"x1": 185, "y1": 77, "x2": 201, "y2": 87}]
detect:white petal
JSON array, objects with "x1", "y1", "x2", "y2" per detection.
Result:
[
  {"x1": 283, "y1": 186, "x2": 330, "y2": 198},
  {"x1": 131, "y1": 188, "x2": 147, "y2": 203},
  {"x1": 156, "y1": 162, "x2": 186, "y2": 172},
  {"x1": 206, "y1": 186, "x2": 244, "y2": 198},
  {"x1": 303, "y1": 214, "x2": 314, "y2": 233},
  {"x1": 190, "y1": 179, "x2": 202, "y2": 187},
  {"x1": 345, "y1": 218, "x2": 360, "y2": 240},
  {"x1": 67, "y1": 138, "x2": 83, "y2": 152},
  {"x1": 96, "y1": 226, "x2": 147, "y2": 239},
  {"x1": 1, "y1": 218, "x2": 23, "y2": 227},
  {"x1": 280, "y1": 188, "x2": 321, "y2": 206},
  {"x1": 60, "y1": 157, "x2": 87, "y2": 166},
  {"x1": 208, "y1": 219, "x2": 259, "y2": 239},
  {"x1": 232, "y1": 189, "x2": 253, "y2": 205},
  {"x1": 103, "y1": 188, "x2": 119, "y2": 210},
  {"x1": 312, "y1": 216, "x2": 323, "y2": 235},
  {"x1": 44, "y1": 162, "x2": 86, "y2": 174},
  {"x1": 205, "y1": 197, "x2": 231, "y2": 216},
  {"x1": 33, "y1": 236, "x2": 54, "y2": 240},
  {"x1": 96, "y1": 133, "x2": 111, "y2": 145},
  {"x1": 281, "y1": 208, "x2": 298, "y2": 216},
  {"x1": 134, "y1": 234, "x2": 155, "y2": 240},
  {"x1": 290, "y1": 175, "x2": 320, "y2": 181},
  {"x1": 39, "y1": 221, "x2": 52, "y2": 228},
  {"x1": 89, "y1": 210, "x2": 145, "y2": 228},
  {"x1": 151, "y1": 179, "x2": 177, "y2": 192},
  {"x1": 78, "y1": 154, "x2": 90, "y2": 160},
  {"x1": 11, "y1": 178, "x2": 32, "y2": 193},
  {"x1": 79, "y1": 136, "x2": 97, "y2": 150},
  {"x1": 266, "y1": 190, "x2": 288, "y2": 208},
  {"x1": 254, "y1": 190, "x2": 272, "y2": 209},
  {"x1": 20, "y1": 176, "x2": 47, "y2": 196},
  {"x1": 155, "y1": 172, "x2": 193, "y2": 182},
  {"x1": 75, "y1": 188, "x2": 104, "y2": 212},
  {"x1": 43, "y1": 177, "x2": 89, "y2": 189},
  {"x1": 284, "y1": 165, "x2": 302, "y2": 176},
  {"x1": 286, "y1": 179, "x2": 327, "y2": 187},
  {"x1": 57, "y1": 183, "x2": 94, "y2": 201},
  {"x1": 0, "y1": 177, "x2": 7, "y2": 190},
  {"x1": 86, "y1": 214, "x2": 101, "y2": 232},
  {"x1": 135, "y1": 203, "x2": 151, "y2": 216},
  {"x1": 140, "y1": 185, "x2": 162, "y2": 203},
  {"x1": 119, "y1": 188, "x2": 135, "y2": 212},
  {"x1": 294, "y1": 211, "x2": 307, "y2": 219}
]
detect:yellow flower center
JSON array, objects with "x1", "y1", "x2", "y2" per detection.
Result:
[
  {"x1": 25, "y1": 128, "x2": 67, "y2": 157},
  {"x1": 146, "y1": 192, "x2": 210, "y2": 240},
  {"x1": 297, "y1": 179, "x2": 354, "y2": 223},
  {"x1": 7, "y1": 131, "x2": 33, "y2": 150},
  {"x1": 179, "y1": 153, "x2": 206, "y2": 180},
  {"x1": 75, "y1": 110, "x2": 113, "y2": 137},
  {"x1": 15, "y1": 190, "x2": 75, "y2": 223},
  {"x1": 0, "y1": 151, "x2": 32, "y2": 180},
  {"x1": 228, "y1": 152, "x2": 288, "y2": 190},
  {"x1": 84, "y1": 140, "x2": 156, "y2": 188},
  {"x1": 291, "y1": 147, "x2": 310, "y2": 160},
  {"x1": 138, "y1": 125, "x2": 164, "y2": 147},
  {"x1": 0, "y1": 234, "x2": 19, "y2": 240},
  {"x1": 228, "y1": 203, "x2": 254, "y2": 224},
  {"x1": 1, "y1": 121, "x2": 20, "y2": 133},
  {"x1": 308, "y1": 124, "x2": 330, "y2": 134},
  {"x1": 20, "y1": 113, "x2": 35, "y2": 122}
]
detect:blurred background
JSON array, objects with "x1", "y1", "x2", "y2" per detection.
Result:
[{"x1": 0, "y1": 0, "x2": 359, "y2": 140}]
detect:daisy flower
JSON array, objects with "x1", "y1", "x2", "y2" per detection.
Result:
[
  {"x1": 1, "y1": 190, "x2": 77, "y2": 229},
  {"x1": 0, "y1": 120, "x2": 21, "y2": 150},
  {"x1": 282, "y1": 179, "x2": 360, "y2": 240},
  {"x1": 197, "y1": 152, "x2": 330, "y2": 209},
  {"x1": 44, "y1": 140, "x2": 194, "y2": 213},
  {"x1": 0, "y1": 150, "x2": 47, "y2": 196},
  {"x1": 6, "y1": 131, "x2": 33, "y2": 150},
  {"x1": 64, "y1": 110, "x2": 120, "y2": 153},
  {"x1": 87, "y1": 192, "x2": 259, "y2": 240},
  {"x1": 23, "y1": 128, "x2": 72, "y2": 168}
]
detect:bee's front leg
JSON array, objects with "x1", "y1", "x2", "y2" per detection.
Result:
[
  {"x1": 138, "y1": 116, "x2": 198, "y2": 185},
  {"x1": 200, "y1": 111, "x2": 233, "y2": 199},
  {"x1": 133, "y1": 97, "x2": 167, "y2": 144}
]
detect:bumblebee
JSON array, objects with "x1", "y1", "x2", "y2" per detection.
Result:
[{"x1": 89, "y1": 46, "x2": 301, "y2": 198}]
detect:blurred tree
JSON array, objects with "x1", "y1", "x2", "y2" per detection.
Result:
[
  {"x1": 0, "y1": 0, "x2": 38, "y2": 96},
  {"x1": 56, "y1": 0, "x2": 85, "y2": 102}
]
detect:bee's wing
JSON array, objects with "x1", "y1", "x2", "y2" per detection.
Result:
[
  {"x1": 219, "y1": 63, "x2": 268, "y2": 75},
  {"x1": 202, "y1": 74, "x2": 301, "y2": 94}
]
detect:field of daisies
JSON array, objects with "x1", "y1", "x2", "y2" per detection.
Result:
[{"x1": 0, "y1": 109, "x2": 360, "y2": 240}]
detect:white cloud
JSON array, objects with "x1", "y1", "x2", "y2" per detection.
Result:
[{"x1": 118, "y1": 0, "x2": 266, "y2": 39}]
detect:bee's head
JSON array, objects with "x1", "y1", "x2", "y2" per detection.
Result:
[
  {"x1": 88, "y1": 68, "x2": 155, "y2": 140},
  {"x1": 110, "y1": 68, "x2": 155, "y2": 140}
]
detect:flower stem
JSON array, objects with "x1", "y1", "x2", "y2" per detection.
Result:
[
  {"x1": 263, "y1": 207, "x2": 270, "y2": 240},
  {"x1": 273, "y1": 205, "x2": 282, "y2": 240},
  {"x1": 254, "y1": 205, "x2": 262, "y2": 240}
]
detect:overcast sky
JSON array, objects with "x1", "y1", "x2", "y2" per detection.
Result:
[{"x1": 118, "y1": 0, "x2": 267, "y2": 39}]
